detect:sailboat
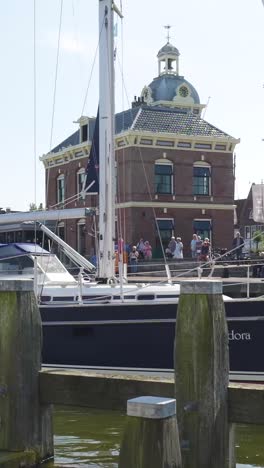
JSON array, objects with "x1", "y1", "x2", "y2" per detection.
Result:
[{"x1": 0, "y1": 0, "x2": 263, "y2": 382}]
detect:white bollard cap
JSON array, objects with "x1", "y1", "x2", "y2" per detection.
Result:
[
  {"x1": 0, "y1": 279, "x2": 34, "y2": 292},
  {"x1": 127, "y1": 396, "x2": 176, "y2": 419},
  {"x1": 180, "y1": 280, "x2": 222, "y2": 295}
]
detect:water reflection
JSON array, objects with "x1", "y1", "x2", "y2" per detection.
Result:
[
  {"x1": 236, "y1": 424, "x2": 264, "y2": 467},
  {"x1": 45, "y1": 406, "x2": 264, "y2": 467},
  {"x1": 49, "y1": 407, "x2": 124, "y2": 467}
]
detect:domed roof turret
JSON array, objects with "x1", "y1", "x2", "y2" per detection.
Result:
[{"x1": 157, "y1": 42, "x2": 180, "y2": 58}]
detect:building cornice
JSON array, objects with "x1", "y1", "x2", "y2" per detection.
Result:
[
  {"x1": 40, "y1": 141, "x2": 90, "y2": 168},
  {"x1": 116, "y1": 130, "x2": 239, "y2": 153}
]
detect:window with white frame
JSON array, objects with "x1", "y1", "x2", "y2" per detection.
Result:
[
  {"x1": 155, "y1": 159, "x2": 173, "y2": 194},
  {"x1": 193, "y1": 162, "x2": 211, "y2": 196},
  {"x1": 77, "y1": 168, "x2": 86, "y2": 200},
  {"x1": 57, "y1": 174, "x2": 65, "y2": 204}
]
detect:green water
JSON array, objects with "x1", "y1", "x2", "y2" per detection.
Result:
[{"x1": 45, "y1": 406, "x2": 264, "y2": 467}]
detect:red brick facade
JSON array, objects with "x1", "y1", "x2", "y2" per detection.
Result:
[{"x1": 44, "y1": 135, "x2": 236, "y2": 259}]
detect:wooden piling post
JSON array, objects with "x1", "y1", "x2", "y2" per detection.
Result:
[
  {"x1": 119, "y1": 396, "x2": 182, "y2": 468},
  {"x1": 0, "y1": 279, "x2": 53, "y2": 467},
  {"x1": 174, "y1": 280, "x2": 233, "y2": 468}
]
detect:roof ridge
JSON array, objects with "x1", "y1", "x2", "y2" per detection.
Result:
[
  {"x1": 142, "y1": 106, "x2": 187, "y2": 115},
  {"x1": 130, "y1": 107, "x2": 142, "y2": 130}
]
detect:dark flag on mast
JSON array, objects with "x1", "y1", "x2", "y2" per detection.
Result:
[{"x1": 83, "y1": 109, "x2": 99, "y2": 194}]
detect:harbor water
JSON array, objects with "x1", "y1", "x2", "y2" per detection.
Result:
[{"x1": 45, "y1": 406, "x2": 264, "y2": 467}]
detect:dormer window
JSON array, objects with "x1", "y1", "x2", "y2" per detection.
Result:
[{"x1": 81, "y1": 124, "x2": 88, "y2": 143}]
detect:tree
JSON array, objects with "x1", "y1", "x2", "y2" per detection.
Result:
[{"x1": 253, "y1": 230, "x2": 264, "y2": 251}]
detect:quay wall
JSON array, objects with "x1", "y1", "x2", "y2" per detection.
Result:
[{"x1": 39, "y1": 369, "x2": 264, "y2": 425}]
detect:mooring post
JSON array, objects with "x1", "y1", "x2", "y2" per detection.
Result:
[
  {"x1": 118, "y1": 396, "x2": 182, "y2": 468},
  {"x1": 0, "y1": 279, "x2": 53, "y2": 467},
  {"x1": 175, "y1": 280, "x2": 234, "y2": 468}
]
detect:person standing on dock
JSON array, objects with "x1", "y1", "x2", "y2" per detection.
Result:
[
  {"x1": 167, "y1": 236, "x2": 176, "y2": 258},
  {"x1": 196, "y1": 235, "x2": 202, "y2": 260},
  {"x1": 232, "y1": 232, "x2": 244, "y2": 260},
  {"x1": 174, "y1": 237, "x2": 183, "y2": 259},
  {"x1": 190, "y1": 233, "x2": 198, "y2": 259},
  {"x1": 200, "y1": 237, "x2": 211, "y2": 262},
  {"x1": 129, "y1": 246, "x2": 139, "y2": 273},
  {"x1": 136, "y1": 238, "x2": 145, "y2": 260},
  {"x1": 143, "y1": 241, "x2": 152, "y2": 261}
]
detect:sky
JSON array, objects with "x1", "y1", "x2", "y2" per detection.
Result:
[{"x1": 0, "y1": 0, "x2": 264, "y2": 211}]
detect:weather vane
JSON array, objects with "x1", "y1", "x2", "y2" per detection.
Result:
[{"x1": 164, "y1": 25, "x2": 172, "y2": 43}]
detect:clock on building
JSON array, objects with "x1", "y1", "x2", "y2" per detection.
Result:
[{"x1": 179, "y1": 85, "x2": 189, "y2": 97}]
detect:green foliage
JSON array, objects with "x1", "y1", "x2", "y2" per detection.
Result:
[
  {"x1": 29, "y1": 203, "x2": 44, "y2": 211},
  {"x1": 253, "y1": 230, "x2": 264, "y2": 250}
]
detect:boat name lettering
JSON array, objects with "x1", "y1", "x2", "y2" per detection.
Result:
[{"x1": 228, "y1": 330, "x2": 251, "y2": 341}]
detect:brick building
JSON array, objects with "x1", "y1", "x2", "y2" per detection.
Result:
[{"x1": 41, "y1": 40, "x2": 239, "y2": 259}]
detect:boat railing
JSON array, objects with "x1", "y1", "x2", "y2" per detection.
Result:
[{"x1": 125, "y1": 257, "x2": 264, "y2": 299}]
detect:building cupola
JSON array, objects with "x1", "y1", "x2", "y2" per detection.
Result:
[{"x1": 157, "y1": 26, "x2": 180, "y2": 76}]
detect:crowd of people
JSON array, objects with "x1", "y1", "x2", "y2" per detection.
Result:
[
  {"x1": 127, "y1": 234, "x2": 212, "y2": 272},
  {"x1": 120, "y1": 231, "x2": 246, "y2": 274},
  {"x1": 165, "y1": 236, "x2": 183, "y2": 259},
  {"x1": 127, "y1": 238, "x2": 153, "y2": 273},
  {"x1": 166, "y1": 234, "x2": 211, "y2": 261}
]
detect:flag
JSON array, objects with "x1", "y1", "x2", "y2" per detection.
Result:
[
  {"x1": 84, "y1": 109, "x2": 99, "y2": 194},
  {"x1": 252, "y1": 184, "x2": 264, "y2": 223}
]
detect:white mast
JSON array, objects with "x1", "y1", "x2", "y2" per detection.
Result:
[{"x1": 98, "y1": 0, "x2": 122, "y2": 279}]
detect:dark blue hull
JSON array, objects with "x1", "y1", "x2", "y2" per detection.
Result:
[{"x1": 40, "y1": 299, "x2": 264, "y2": 375}]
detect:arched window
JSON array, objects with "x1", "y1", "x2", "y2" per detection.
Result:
[
  {"x1": 77, "y1": 168, "x2": 86, "y2": 200},
  {"x1": 193, "y1": 161, "x2": 211, "y2": 196},
  {"x1": 155, "y1": 159, "x2": 173, "y2": 194},
  {"x1": 57, "y1": 174, "x2": 65, "y2": 204}
]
